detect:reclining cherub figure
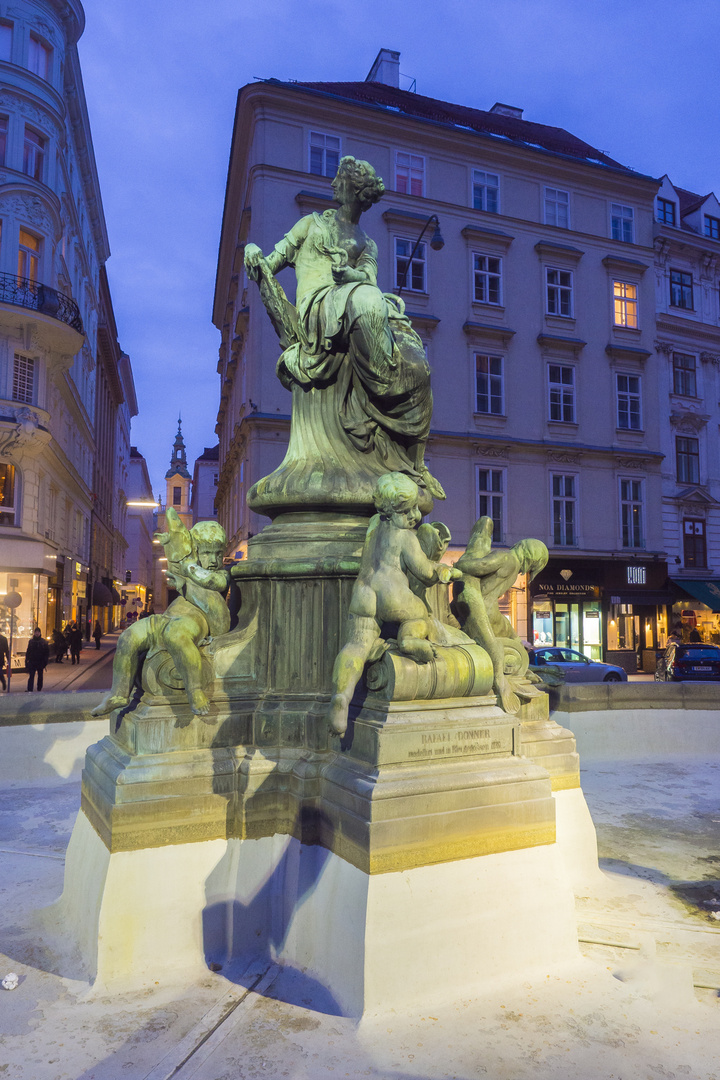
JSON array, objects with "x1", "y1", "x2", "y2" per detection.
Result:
[
  {"x1": 92, "y1": 509, "x2": 230, "y2": 717},
  {"x1": 328, "y1": 472, "x2": 462, "y2": 736},
  {"x1": 453, "y1": 516, "x2": 548, "y2": 714}
]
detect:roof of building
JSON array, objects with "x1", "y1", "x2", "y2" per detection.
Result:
[
  {"x1": 130, "y1": 446, "x2": 143, "y2": 459},
  {"x1": 674, "y1": 185, "x2": 711, "y2": 217},
  {"x1": 195, "y1": 445, "x2": 220, "y2": 462},
  {"x1": 280, "y1": 78, "x2": 636, "y2": 173}
]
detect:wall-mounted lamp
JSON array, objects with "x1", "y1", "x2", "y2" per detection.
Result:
[{"x1": 396, "y1": 214, "x2": 444, "y2": 296}]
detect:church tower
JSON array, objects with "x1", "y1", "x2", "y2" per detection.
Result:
[{"x1": 163, "y1": 417, "x2": 192, "y2": 530}]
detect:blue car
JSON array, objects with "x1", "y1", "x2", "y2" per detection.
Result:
[{"x1": 528, "y1": 646, "x2": 628, "y2": 683}]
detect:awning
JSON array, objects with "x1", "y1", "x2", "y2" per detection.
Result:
[
  {"x1": 671, "y1": 579, "x2": 720, "y2": 613},
  {"x1": 92, "y1": 581, "x2": 113, "y2": 606},
  {"x1": 110, "y1": 586, "x2": 121, "y2": 604}
]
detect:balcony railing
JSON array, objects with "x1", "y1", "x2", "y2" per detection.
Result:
[{"x1": 0, "y1": 272, "x2": 84, "y2": 333}]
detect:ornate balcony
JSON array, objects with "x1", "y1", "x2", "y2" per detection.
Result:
[{"x1": 0, "y1": 272, "x2": 83, "y2": 333}]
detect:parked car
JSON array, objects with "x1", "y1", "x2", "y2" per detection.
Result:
[
  {"x1": 656, "y1": 642, "x2": 720, "y2": 682},
  {"x1": 528, "y1": 646, "x2": 628, "y2": 683}
]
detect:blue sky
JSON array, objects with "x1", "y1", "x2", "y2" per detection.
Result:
[{"x1": 77, "y1": 0, "x2": 720, "y2": 497}]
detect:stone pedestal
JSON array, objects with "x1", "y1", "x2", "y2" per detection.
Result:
[{"x1": 50, "y1": 517, "x2": 592, "y2": 1009}]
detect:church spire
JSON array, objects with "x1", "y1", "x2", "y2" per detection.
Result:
[{"x1": 165, "y1": 416, "x2": 190, "y2": 479}]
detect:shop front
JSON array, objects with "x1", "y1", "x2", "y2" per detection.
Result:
[
  {"x1": 529, "y1": 557, "x2": 671, "y2": 673},
  {"x1": 669, "y1": 579, "x2": 720, "y2": 645},
  {"x1": 0, "y1": 571, "x2": 49, "y2": 669}
]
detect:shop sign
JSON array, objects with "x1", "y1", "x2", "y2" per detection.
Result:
[
  {"x1": 626, "y1": 566, "x2": 646, "y2": 585},
  {"x1": 534, "y1": 582, "x2": 599, "y2": 598}
]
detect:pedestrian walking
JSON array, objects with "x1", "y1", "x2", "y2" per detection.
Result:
[
  {"x1": 0, "y1": 631, "x2": 9, "y2": 690},
  {"x1": 52, "y1": 628, "x2": 67, "y2": 663},
  {"x1": 93, "y1": 621, "x2": 103, "y2": 650},
  {"x1": 25, "y1": 628, "x2": 49, "y2": 692},
  {"x1": 67, "y1": 622, "x2": 82, "y2": 665}
]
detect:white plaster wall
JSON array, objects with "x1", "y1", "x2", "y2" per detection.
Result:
[{"x1": 556, "y1": 708, "x2": 720, "y2": 761}]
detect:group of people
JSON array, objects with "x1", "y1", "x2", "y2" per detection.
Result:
[
  {"x1": 51, "y1": 620, "x2": 98, "y2": 665},
  {"x1": 0, "y1": 619, "x2": 108, "y2": 694}
]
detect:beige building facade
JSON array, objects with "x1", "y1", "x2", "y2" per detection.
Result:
[
  {"x1": 214, "y1": 50, "x2": 681, "y2": 670},
  {"x1": 0, "y1": 0, "x2": 132, "y2": 665},
  {"x1": 653, "y1": 177, "x2": 720, "y2": 642}
]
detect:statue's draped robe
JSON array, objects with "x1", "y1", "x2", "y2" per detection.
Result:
[{"x1": 248, "y1": 210, "x2": 438, "y2": 516}]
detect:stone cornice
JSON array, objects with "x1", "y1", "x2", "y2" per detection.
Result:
[
  {"x1": 538, "y1": 333, "x2": 586, "y2": 355},
  {"x1": 461, "y1": 224, "x2": 514, "y2": 249},
  {"x1": 463, "y1": 321, "x2": 516, "y2": 346},
  {"x1": 605, "y1": 344, "x2": 652, "y2": 364},
  {"x1": 669, "y1": 409, "x2": 710, "y2": 433},
  {"x1": 601, "y1": 254, "x2": 649, "y2": 275},
  {"x1": 295, "y1": 188, "x2": 334, "y2": 214},
  {"x1": 655, "y1": 311, "x2": 720, "y2": 347},
  {"x1": 534, "y1": 240, "x2": 584, "y2": 263}
]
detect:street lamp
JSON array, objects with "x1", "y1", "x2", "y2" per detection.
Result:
[
  {"x1": 396, "y1": 214, "x2": 444, "y2": 297},
  {"x1": 2, "y1": 589, "x2": 22, "y2": 693}
]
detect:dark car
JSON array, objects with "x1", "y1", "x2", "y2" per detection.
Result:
[
  {"x1": 657, "y1": 643, "x2": 720, "y2": 682},
  {"x1": 528, "y1": 646, "x2": 628, "y2": 683}
]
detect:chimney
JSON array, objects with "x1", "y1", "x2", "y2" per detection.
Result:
[
  {"x1": 490, "y1": 102, "x2": 523, "y2": 120},
  {"x1": 365, "y1": 48, "x2": 400, "y2": 88}
]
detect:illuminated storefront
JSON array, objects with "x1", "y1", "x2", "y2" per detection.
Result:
[
  {"x1": 530, "y1": 557, "x2": 671, "y2": 673},
  {"x1": 0, "y1": 571, "x2": 49, "y2": 668}
]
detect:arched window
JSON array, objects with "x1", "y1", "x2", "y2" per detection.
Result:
[{"x1": 0, "y1": 461, "x2": 17, "y2": 525}]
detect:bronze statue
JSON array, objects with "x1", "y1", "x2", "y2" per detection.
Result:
[
  {"x1": 328, "y1": 473, "x2": 461, "y2": 736},
  {"x1": 92, "y1": 510, "x2": 230, "y2": 717},
  {"x1": 244, "y1": 155, "x2": 443, "y2": 516},
  {"x1": 453, "y1": 517, "x2": 548, "y2": 713}
]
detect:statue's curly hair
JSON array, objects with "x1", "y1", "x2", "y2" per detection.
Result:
[
  {"x1": 336, "y1": 156, "x2": 385, "y2": 212},
  {"x1": 190, "y1": 519, "x2": 227, "y2": 550},
  {"x1": 373, "y1": 471, "x2": 419, "y2": 515}
]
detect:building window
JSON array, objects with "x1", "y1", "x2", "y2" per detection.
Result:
[
  {"x1": 473, "y1": 253, "x2": 502, "y2": 304},
  {"x1": 475, "y1": 354, "x2": 504, "y2": 415},
  {"x1": 472, "y1": 170, "x2": 499, "y2": 213},
  {"x1": 12, "y1": 353, "x2": 35, "y2": 404},
  {"x1": 656, "y1": 198, "x2": 676, "y2": 225},
  {"x1": 0, "y1": 461, "x2": 16, "y2": 525},
  {"x1": 683, "y1": 519, "x2": 707, "y2": 569},
  {"x1": 670, "y1": 269, "x2": 693, "y2": 310},
  {"x1": 613, "y1": 281, "x2": 638, "y2": 327},
  {"x1": 395, "y1": 152, "x2": 424, "y2": 197},
  {"x1": 0, "y1": 23, "x2": 12, "y2": 62},
  {"x1": 22, "y1": 126, "x2": 45, "y2": 181},
  {"x1": 172, "y1": 486, "x2": 182, "y2": 506},
  {"x1": 704, "y1": 215, "x2": 720, "y2": 241},
  {"x1": 477, "y1": 468, "x2": 503, "y2": 542},
  {"x1": 620, "y1": 478, "x2": 644, "y2": 548},
  {"x1": 552, "y1": 474, "x2": 576, "y2": 546},
  {"x1": 17, "y1": 229, "x2": 39, "y2": 282},
  {"x1": 548, "y1": 364, "x2": 575, "y2": 422},
  {"x1": 213, "y1": 473, "x2": 219, "y2": 485},
  {"x1": 676, "y1": 436, "x2": 700, "y2": 484},
  {"x1": 544, "y1": 187, "x2": 569, "y2": 228},
  {"x1": 672, "y1": 352, "x2": 696, "y2": 397},
  {"x1": 394, "y1": 237, "x2": 426, "y2": 292},
  {"x1": 0, "y1": 115, "x2": 7, "y2": 166},
  {"x1": 28, "y1": 34, "x2": 51, "y2": 80},
  {"x1": 309, "y1": 131, "x2": 340, "y2": 178},
  {"x1": 611, "y1": 203, "x2": 634, "y2": 243},
  {"x1": 616, "y1": 373, "x2": 642, "y2": 430},
  {"x1": 546, "y1": 268, "x2": 573, "y2": 316}
]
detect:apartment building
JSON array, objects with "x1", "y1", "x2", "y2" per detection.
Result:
[
  {"x1": 653, "y1": 177, "x2": 720, "y2": 642},
  {"x1": 191, "y1": 444, "x2": 219, "y2": 523},
  {"x1": 214, "y1": 49, "x2": 678, "y2": 669},
  {"x1": 0, "y1": 0, "x2": 133, "y2": 663}
]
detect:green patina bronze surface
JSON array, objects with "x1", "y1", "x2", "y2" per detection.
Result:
[{"x1": 244, "y1": 155, "x2": 444, "y2": 518}]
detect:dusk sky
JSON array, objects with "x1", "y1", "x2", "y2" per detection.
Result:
[{"x1": 77, "y1": 0, "x2": 720, "y2": 498}]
